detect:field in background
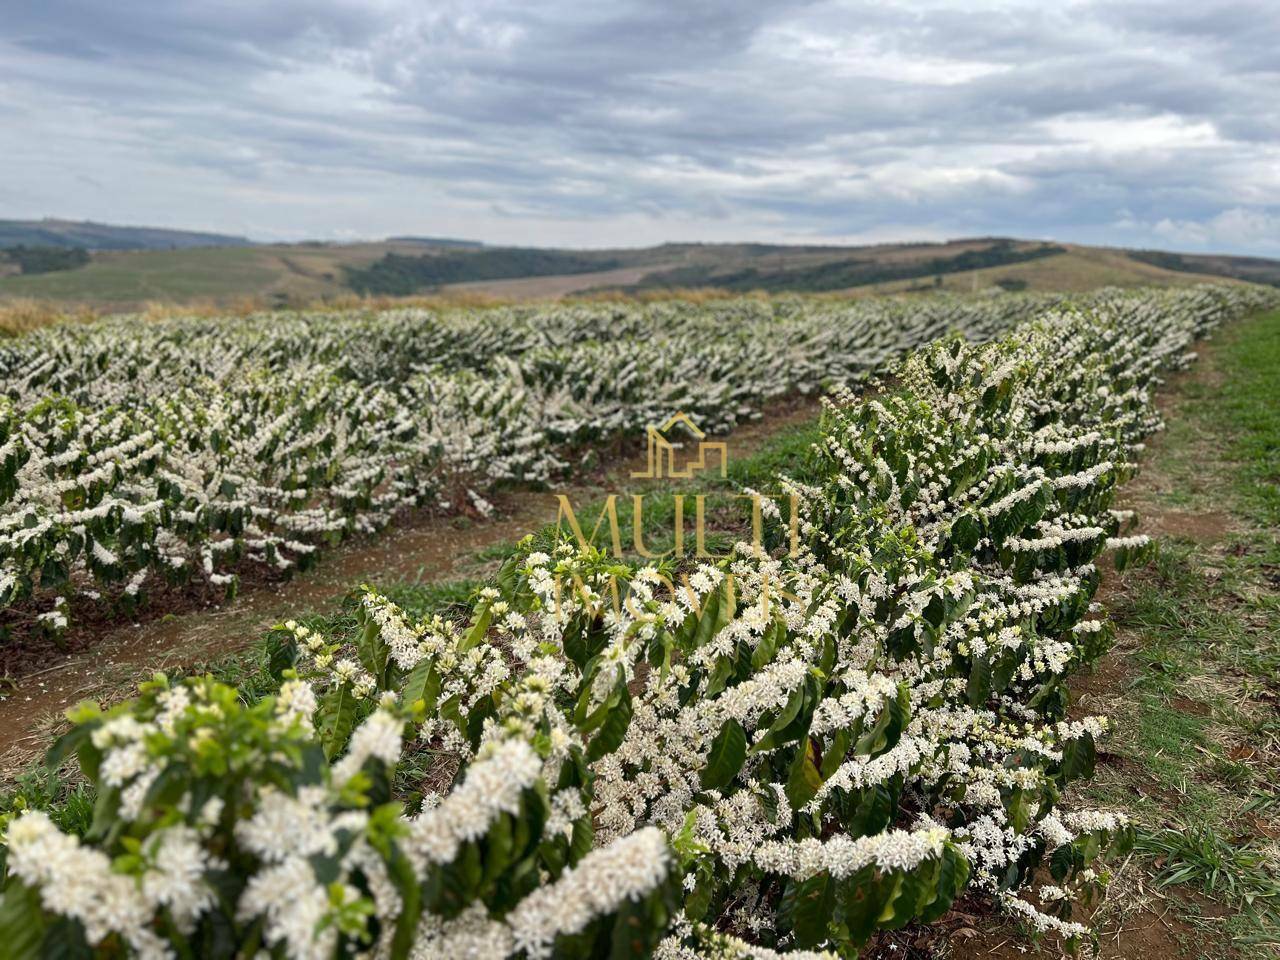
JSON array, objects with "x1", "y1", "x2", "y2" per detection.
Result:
[
  {"x1": 2, "y1": 233, "x2": 1278, "y2": 318},
  {"x1": 0, "y1": 242, "x2": 408, "y2": 307}
]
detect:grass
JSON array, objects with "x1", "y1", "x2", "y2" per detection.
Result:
[
  {"x1": 0, "y1": 247, "x2": 287, "y2": 302},
  {"x1": 1136, "y1": 826, "x2": 1280, "y2": 906},
  {"x1": 1066, "y1": 308, "x2": 1280, "y2": 956},
  {"x1": 1211, "y1": 326, "x2": 1280, "y2": 532}
]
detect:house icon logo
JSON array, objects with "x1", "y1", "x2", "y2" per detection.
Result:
[{"x1": 631, "y1": 412, "x2": 728, "y2": 480}]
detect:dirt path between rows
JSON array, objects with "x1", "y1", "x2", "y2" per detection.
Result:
[{"x1": 0, "y1": 400, "x2": 821, "y2": 774}]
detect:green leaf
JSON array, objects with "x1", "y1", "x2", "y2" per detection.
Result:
[
  {"x1": 605, "y1": 880, "x2": 677, "y2": 960},
  {"x1": 356, "y1": 616, "x2": 389, "y2": 684},
  {"x1": 756, "y1": 785, "x2": 779, "y2": 824},
  {"x1": 883, "y1": 865, "x2": 931, "y2": 929},
  {"x1": 701, "y1": 656, "x2": 734, "y2": 700},
  {"x1": 919, "y1": 847, "x2": 969, "y2": 923},
  {"x1": 690, "y1": 578, "x2": 734, "y2": 651},
  {"x1": 700, "y1": 718, "x2": 748, "y2": 792},
  {"x1": 751, "y1": 617, "x2": 784, "y2": 670},
  {"x1": 401, "y1": 660, "x2": 440, "y2": 712},
  {"x1": 586, "y1": 687, "x2": 633, "y2": 763},
  {"x1": 789, "y1": 872, "x2": 835, "y2": 948},
  {"x1": 749, "y1": 683, "x2": 807, "y2": 755},
  {"x1": 44, "y1": 724, "x2": 93, "y2": 777},
  {"x1": 840, "y1": 864, "x2": 888, "y2": 946},
  {"x1": 562, "y1": 621, "x2": 597, "y2": 671},
  {"x1": 966, "y1": 654, "x2": 992, "y2": 707},
  {"x1": 820, "y1": 727, "x2": 852, "y2": 779},
  {"x1": 86, "y1": 784, "x2": 120, "y2": 842},
  {"x1": 0, "y1": 881, "x2": 46, "y2": 960},
  {"x1": 318, "y1": 683, "x2": 358, "y2": 761},
  {"x1": 950, "y1": 512, "x2": 982, "y2": 553},
  {"x1": 39, "y1": 915, "x2": 91, "y2": 958},
  {"x1": 459, "y1": 603, "x2": 494, "y2": 653},
  {"x1": 568, "y1": 814, "x2": 595, "y2": 866},
  {"x1": 482, "y1": 812, "x2": 515, "y2": 884},
  {"x1": 439, "y1": 693, "x2": 465, "y2": 738},
  {"x1": 683, "y1": 864, "x2": 715, "y2": 924},
  {"x1": 1059, "y1": 733, "x2": 1096, "y2": 783},
  {"x1": 784, "y1": 736, "x2": 822, "y2": 811},
  {"x1": 842, "y1": 782, "x2": 897, "y2": 836},
  {"x1": 264, "y1": 629, "x2": 298, "y2": 682},
  {"x1": 855, "y1": 685, "x2": 908, "y2": 757},
  {"x1": 1006, "y1": 787, "x2": 1031, "y2": 833}
]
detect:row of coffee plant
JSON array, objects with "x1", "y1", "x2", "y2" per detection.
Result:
[
  {"x1": 0, "y1": 291, "x2": 1061, "y2": 637},
  {"x1": 0, "y1": 283, "x2": 1272, "y2": 957}
]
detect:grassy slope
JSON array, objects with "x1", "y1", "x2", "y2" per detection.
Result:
[
  {"x1": 0, "y1": 238, "x2": 1237, "y2": 311},
  {"x1": 0, "y1": 243, "x2": 401, "y2": 306},
  {"x1": 429, "y1": 243, "x2": 1223, "y2": 302},
  {"x1": 845, "y1": 244, "x2": 1225, "y2": 298},
  {"x1": 1127, "y1": 249, "x2": 1280, "y2": 288}
]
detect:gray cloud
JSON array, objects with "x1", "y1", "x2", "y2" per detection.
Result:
[{"x1": 0, "y1": 0, "x2": 1277, "y2": 253}]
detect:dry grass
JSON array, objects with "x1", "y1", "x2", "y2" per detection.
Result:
[
  {"x1": 0, "y1": 298, "x2": 100, "y2": 337},
  {"x1": 312, "y1": 289, "x2": 511, "y2": 311},
  {"x1": 565, "y1": 285, "x2": 763, "y2": 305},
  {"x1": 0, "y1": 286, "x2": 763, "y2": 333},
  {"x1": 134, "y1": 289, "x2": 515, "y2": 318},
  {"x1": 0, "y1": 290, "x2": 519, "y2": 336}
]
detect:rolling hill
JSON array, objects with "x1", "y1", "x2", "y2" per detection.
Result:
[
  {"x1": 0, "y1": 231, "x2": 1276, "y2": 310},
  {"x1": 1124, "y1": 248, "x2": 1280, "y2": 287}
]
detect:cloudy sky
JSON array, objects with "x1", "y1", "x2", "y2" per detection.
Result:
[{"x1": 2, "y1": 1, "x2": 1278, "y2": 253}]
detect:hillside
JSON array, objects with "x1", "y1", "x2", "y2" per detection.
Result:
[
  {"x1": 0, "y1": 242, "x2": 413, "y2": 307},
  {"x1": 839, "y1": 243, "x2": 1239, "y2": 297},
  {"x1": 0, "y1": 218, "x2": 251, "y2": 251},
  {"x1": 1125, "y1": 248, "x2": 1280, "y2": 287},
  {"x1": 341, "y1": 239, "x2": 1276, "y2": 302},
  {"x1": 0, "y1": 234, "x2": 1275, "y2": 310}
]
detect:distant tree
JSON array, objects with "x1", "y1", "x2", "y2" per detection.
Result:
[
  {"x1": 632, "y1": 241, "x2": 1067, "y2": 294},
  {"x1": 995, "y1": 277, "x2": 1029, "y2": 291},
  {"x1": 344, "y1": 249, "x2": 619, "y2": 295},
  {"x1": 1, "y1": 245, "x2": 91, "y2": 275}
]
